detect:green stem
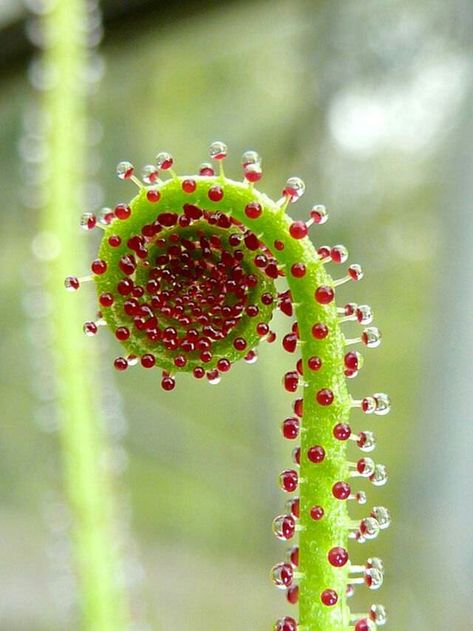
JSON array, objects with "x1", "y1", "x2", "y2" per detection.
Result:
[
  {"x1": 96, "y1": 176, "x2": 351, "y2": 628},
  {"x1": 41, "y1": 1, "x2": 129, "y2": 628}
]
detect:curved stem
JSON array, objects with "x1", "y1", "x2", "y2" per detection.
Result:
[
  {"x1": 98, "y1": 176, "x2": 351, "y2": 628},
  {"x1": 41, "y1": 1, "x2": 129, "y2": 628}
]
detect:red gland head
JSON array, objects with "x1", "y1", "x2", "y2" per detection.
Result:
[
  {"x1": 271, "y1": 562, "x2": 294, "y2": 588},
  {"x1": 328, "y1": 546, "x2": 349, "y2": 567},
  {"x1": 272, "y1": 514, "x2": 296, "y2": 541},
  {"x1": 321, "y1": 589, "x2": 338, "y2": 606},
  {"x1": 332, "y1": 481, "x2": 351, "y2": 500},
  {"x1": 274, "y1": 616, "x2": 297, "y2": 631},
  {"x1": 280, "y1": 469, "x2": 299, "y2": 492},
  {"x1": 89, "y1": 173, "x2": 283, "y2": 381}
]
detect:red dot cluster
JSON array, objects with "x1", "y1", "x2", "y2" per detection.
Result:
[{"x1": 97, "y1": 201, "x2": 281, "y2": 388}]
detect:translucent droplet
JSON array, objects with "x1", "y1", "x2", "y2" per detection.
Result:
[
  {"x1": 359, "y1": 517, "x2": 380, "y2": 540},
  {"x1": 272, "y1": 514, "x2": 296, "y2": 541},
  {"x1": 361, "y1": 327, "x2": 382, "y2": 348},
  {"x1": 64, "y1": 276, "x2": 79, "y2": 291},
  {"x1": 357, "y1": 457, "x2": 376, "y2": 477},
  {"x1": 370, "y1": 464, "x2": 388, "y2": 487},
  {"x1": 80, "y1": 211, "x2": 97, "y2": 231},
  {"x1": 355, "y1": 619, "x2": 376, "y2": 631},
  {"x1": 274, "y1": 617, "x2": 297, "y2": 631},
  {"x1": 357, "y1": 431, "x2": 376, "y2": 452},
  {"x1": 209, "y1": 141, "x2": 227, "y2": 160},
  {"x1": 127, "y1": 355, "x2": 139, "y2": 367},
  {"x1": 83, "y1": 321, "x2": 98, "y2": 336},
  {"x1": 370, "y1": 506, "x2": 391, "y2": 530},
  {"x1": 244, "y1": 163, "x2": 263, "y2": 183},
  {"x1": 356, "y1": 491, "x2": 367, "y2": 505},
  {"x1": 207, "y1": 370, "x2": 221, "y2": 385},
  {"x1": 199, "y1": 162, "x2": 215, "y2": 176},
  {"x1": 369, "y1": 603, "x2": 388, "y2": 625},
  {"x1": 367, "y1": 557, "x2": 384, "y2": 573},
  {"x1": 310, "y1": 204, "x2": 328, "y2": 224},
  {"x1": 97, "y1": 207, "x2": 114, "y2": 225},
  {"x1": 241, "y1": 150, "x2": 261, "y2": 167},
  {"x1": 142, "y1": 164, "x2": 159, "y2": 184},
  {"x1": 348, "y1": 263, "x2": 364, "y2": 281},
  {"x1": 271, "y1": 562, "x2": 294, "y2": 589},
  {"x1": 373, "y1": 393, "x2": 391, "y2": 415},
  {"x1": 356, "y1": 304, "x2": 373, "y2": 325},
  {"x1": 365, "y1": 567, "x2": 384, "y2": 590},
  {"x1": 361, "y1": 396, "x2": 376, "y2": 414},
  {"x1": 244, "y1": 350, "x2": 258, "y2": 364},
  {"x1": 331, "y1": 244, "x2": 348, "y2": 264},
  {"x1": 116, "y1": 160, "x2": 134, "y2": 180},
  {"x1": 284, "y1": 177, "x2": 305, "y2": 202},
  {"x1": 156, "y1": 151, "x2": 173, "y2": 170}
]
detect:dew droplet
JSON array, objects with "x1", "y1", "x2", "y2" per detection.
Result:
[
  {"x1": 369, "y1": 464, "x2": 388, "y2": 486},
  {"x1": 356, "y1": 457, "x2": 376, "y2": 477},
  {"x1": 310, "y1": 204, "x2": 328, "y2": 224},
  {"x1": 199, "y1": 162, "x2": 215, "y2": 176},
  {"x1": 283, "y1": 177, "x2": 305, "y2": 202},
  {"x1": 367, "y1": 557, "x2": 385, "y2": 573},
  {"x1": 271, "y1": 562, "x2": 294, "y2": 589},
  {"x1": 274, "y1": 616, "x2": 297, "y2": 631},
  {"x1": 356, "y1": 305, "x2": 373, "y2": 325},
  {"x1": 244, "y1": 163, "x2": 263, "y2": 182},
  {"x1": 365, "y1": 567, "x2": 384, "y2": 590},
  {"x1": 359, "y1": 517, "x2": 380, "y2": 540},
  {"x1": 209, "y1": 141, "x2": 227, "y2": 160},
  {"x1": 116, "y1": 160, "x2": 134, "y2": 180},
  {"x1": 142, "y1": 164, "x2": 159, "y2": 184},
  {"x1": 373, "y1": 392, "x2": 391, "y2": 415},
  {"x1": 244, "y1": 350, "x2": 258, "y2": 364},
  {"x1": 64, "y1": 276, "x2": 79, "y2": 291},
  {"x1": 206, "y1": 369, "x2": 221, "y2": 385},
  {"x1": 97, "y1": 206, "x2": 114, "y2": 225},
  {"x1": 361, "y1": 396, "x2": 377, "y2": 414},
  {"x1": 156, "y1": 151, "x2": 173, "y2": 170},
  {"x1": 370, "y1": 506, "x2": 391, "y2": 530},
  {"x1": 280, "y1": 469, "x2": 298, "y2": 492},
  {"x1": 369, "y1": 603, "x2": 388, "y2": 625},
  {"x1": 241, "y1": 150, "x2": 261, "y2": 167},
  {"x1": 272, "y1": 514, "x2": 296, "y2": 540},
  {"x1": 357, "y1": 431, "x2": 376, "y2": 452},
  {"x1": 331, "y1": 245, "x2": 348, "y2": 264},
  {"x1": 80, "y1": 211, "x2": 97, "y2": 231},
  {"x1": 361, "y1": 327, "x2": 382, "y2": 348},
  {"x1": 355, "y1": 618, "x2": 376, "y2": 631},
  {"x1": 83, "y1": 321, "x2": 97, "y2": 336},
  {"x1": 348, "y1": 263, "x2": 364, "y2": 281}
]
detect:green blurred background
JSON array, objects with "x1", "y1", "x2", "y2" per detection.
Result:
[{"x1": 1, "y1": 0, "x2": 472, "y2": 629}]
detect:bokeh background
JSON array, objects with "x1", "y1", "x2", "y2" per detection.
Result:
[{"x1": 1, "y1": 0, "x2": 472, "y2": 629}]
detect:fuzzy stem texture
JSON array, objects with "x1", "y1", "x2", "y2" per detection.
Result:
[
  {"x1": 97, "y1": 176, "x2": 351, "y2": 628},
  {"x1": 41, "y1": 1, "x2": 129, "y2": 628}
]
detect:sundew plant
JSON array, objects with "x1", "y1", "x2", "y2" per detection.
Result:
[
  {"x1": 68, "y1": 145, "x2": 392, "y2": 631},
  {"x1": 42, "y1": 1, "x2": 391, "y2": 630}
]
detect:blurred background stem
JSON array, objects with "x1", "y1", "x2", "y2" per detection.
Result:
[{"x1": 41, "y1": 0, "x2": 129, "y2": 628}]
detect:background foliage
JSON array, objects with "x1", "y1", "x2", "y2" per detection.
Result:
[{"x1": 1, "y1": 0, "x2": 472, "y2": 629}]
